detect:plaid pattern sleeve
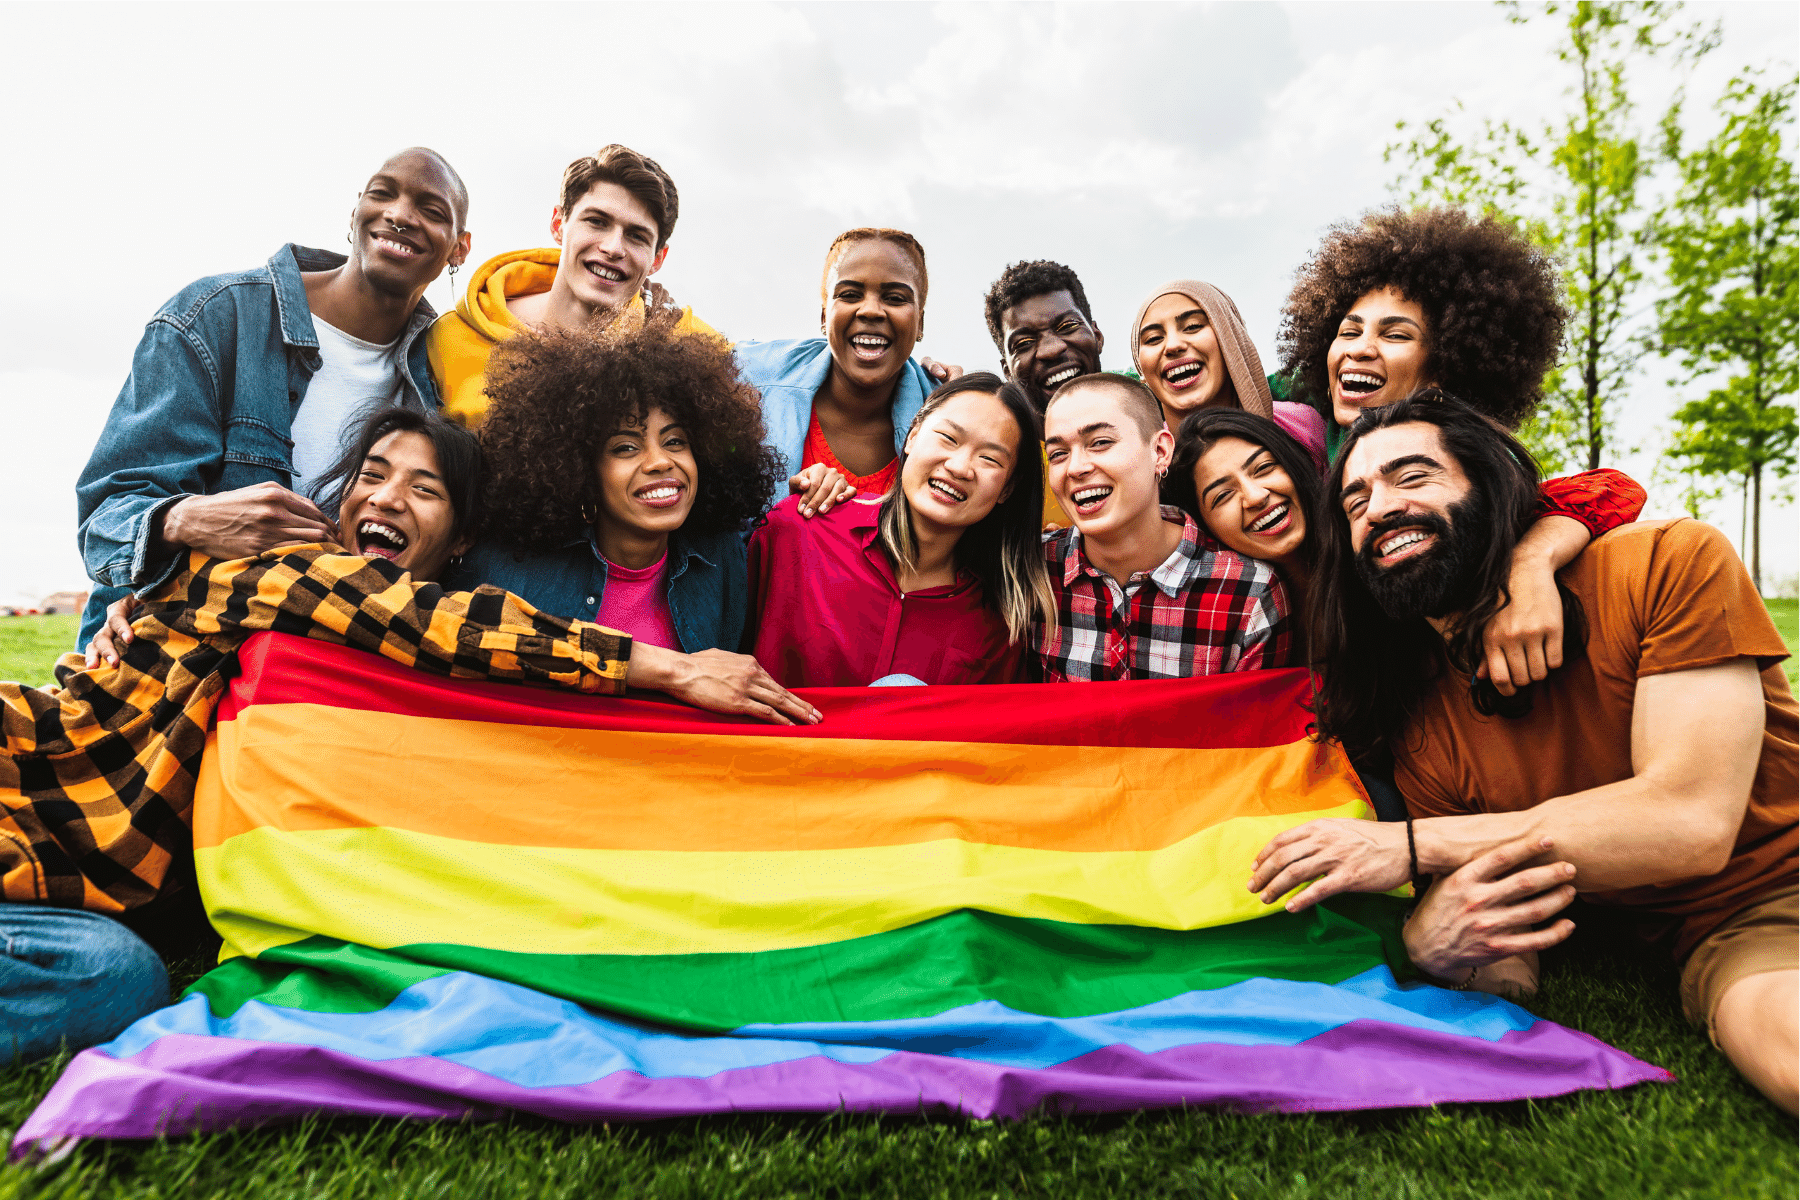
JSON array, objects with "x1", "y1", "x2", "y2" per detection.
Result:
[
  {"x1": 1032, "y1": 508, "x2": 1294, "y2": 681},
  {"x1": 0, "y1": 546, "x2": 632, "y2": 913},
  {"x1": 1532, "y1": 469, "x2": 1647, "y2": 538},
  {"x1": 158, "y1": 546, "x2": 633, "y2": 693}
]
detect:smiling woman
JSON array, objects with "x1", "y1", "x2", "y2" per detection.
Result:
[
  {"x1": 455, "y1": 313, "x2": 785, "y2": 655},
  {"x1": 745, "y1": 373, "x2": 1054, "y2": 687},
  {"x1": 734, "y1": 228, "x2": 943, "y2": 513}
]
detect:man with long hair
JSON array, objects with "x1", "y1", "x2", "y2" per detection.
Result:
[{"x1": 1248, "y1": 391, "x2": 1797, "y2": 1114}]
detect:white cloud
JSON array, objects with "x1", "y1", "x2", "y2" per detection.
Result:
[{"x1": 1, "y1": 0, "x2": 1791, "y2": 596}]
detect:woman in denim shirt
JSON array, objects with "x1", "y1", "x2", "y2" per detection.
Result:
[
  {"x1": 733, "y1": 228, "x2": 951, "y2": 517},
  {"x1": 449, "y1": 315, "x2": 784, "y2": 654}
]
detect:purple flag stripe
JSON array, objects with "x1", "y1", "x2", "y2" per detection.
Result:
[{"x1": 13, "y1": 1019, "x2": 1667, "y2": 1158}]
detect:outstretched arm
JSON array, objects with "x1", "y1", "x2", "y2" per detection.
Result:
[{"x1": 1248, "y1": 658, "x2": 1765, "y2": 909}]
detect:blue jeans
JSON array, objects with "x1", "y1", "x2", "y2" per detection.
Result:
[{"x1": 0, "y1": 907, "x2": 168, "y2": 1061}]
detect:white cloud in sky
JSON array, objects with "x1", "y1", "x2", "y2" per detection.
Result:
[{"x1": 0, "y1": 0, "x2": 1793, "y2": 600}]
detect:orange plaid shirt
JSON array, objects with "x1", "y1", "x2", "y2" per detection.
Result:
[{"x1": 0, "y1": 546, "x2": 630, "y2": 913}]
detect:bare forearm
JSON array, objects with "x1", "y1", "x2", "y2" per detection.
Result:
[
  {"x1": 1514, "y1": 513, "x2": 1588, "y2": 574},
  {"x1": 1414, "y1": 776, "x2": 1742, "y2": 890}
]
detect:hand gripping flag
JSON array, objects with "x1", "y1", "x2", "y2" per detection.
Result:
[{"x1": 15, "y1": 633, "x2": 1666, "y2": 1155}]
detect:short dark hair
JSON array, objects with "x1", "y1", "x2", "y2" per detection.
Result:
[
  {"x1": 1308, "y1": 388, "x2": 1584, "y2": 762},
  {"x1": 559, "y1": 145, "x2": 679, "y2": 249},
  {"x1": 478, "y1": 311, "x2": 783, "y2": 552},
  {"x1": 877, "y1": 372, "x2": 1052, "y2": 642},
  {"x1": 1047, "y1": 373, "x2": 1164, "y2": 441},
  {"x1": 1277, "y1": 207, "x2": 1566, "y2": 428},
  {"x1": 309, "y1": 405, "x2": 484, "y2": 547},
  {"x1": 983, "y1": 260, "x2": 1094, "y2": 356},
  {"x1": 821, "y1": 228, "x2": 929, "y2": 307},
  {"x1": 1164, "y1": 408, "x2": 1322, "y2": 573}
]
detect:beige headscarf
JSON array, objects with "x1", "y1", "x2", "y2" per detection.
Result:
[{"x1": 1130, "y1": 280, "x2": 1274, "y2": 420}]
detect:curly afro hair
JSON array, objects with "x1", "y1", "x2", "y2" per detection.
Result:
[
  {"x1": 983, "y1": 260, "x2": 1094, "y2": 357},
  {"x1": 1277, "y1": 207, "x2": 1567, "y2": 429},
  {"x1": 478, "y1": 313, "x2": 784, "y2": 552}
]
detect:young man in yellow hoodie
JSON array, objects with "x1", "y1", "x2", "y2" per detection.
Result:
[{"x1": 429, "y1": 145, "x2": 716, "y2": 427}]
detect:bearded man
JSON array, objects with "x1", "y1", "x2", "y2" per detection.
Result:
[{"x1": 1247, "y1": 389, "x2": 1797, "y2": 1115}]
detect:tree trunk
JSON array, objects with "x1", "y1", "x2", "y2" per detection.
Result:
[{"x1": 1751, "y1": 462, "x2": 1763, "y2": 593}]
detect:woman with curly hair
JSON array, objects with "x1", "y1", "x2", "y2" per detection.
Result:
[
  {"x1": 1278, "y1": 206, "x2": 1568, "y2": 455},
  {"x1": 1274, "y1": 206, "x2": 1650, "y2": 697},
  {"x1": 734, "y1": 228, "x2": 952, "y2": 519},
  {"x1": 453, "y1": 312, "x2": 786, "y2": 657},
  {"x1": 746, "y1": 373, "x2": 1054, "y2": 687}
]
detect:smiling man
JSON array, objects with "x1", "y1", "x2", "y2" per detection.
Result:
[
  {"x1": 984, "y1": 260, "x2": 1105, "y2": 415},
  {"x1": 1249, "y1": 391, "x2": 1798, "y2": 1115},
  {"x1": 1034, "y1": 373, "x2": 1290, "y2": 681},
  {"x1": 74, "y1": 147, "x2": 472, "y2": 650},
  {"x1": 430, "y1": 144, "x2": 717, "y2": 427}
]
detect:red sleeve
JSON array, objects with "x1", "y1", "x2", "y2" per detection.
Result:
[{"x1": 1532, "y1": 468, "x2": 1646, "y2": 537}]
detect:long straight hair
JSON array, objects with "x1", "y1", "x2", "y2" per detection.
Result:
[
  {"x1": 877, "y1": 373, "x2": 1054, "y2": 642},
  {"x1": 1309, "y1": 389, "x2": 1585, "y2": 761}
]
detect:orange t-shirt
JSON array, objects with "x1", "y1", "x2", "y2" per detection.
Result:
[
  {"x1": 1396, "y1": 520, "x2": 1798, "y2": 959},
  {"x1": 802, "y1": 410, "x2": 899, "y2": 495}
]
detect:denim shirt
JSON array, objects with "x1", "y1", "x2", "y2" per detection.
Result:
[
  {"x1": 73, "y1": 245, "x2": 440, "y2": 645},
  {"x1": 732, "y1": 338, "x2": 936, "y2": 513},
  {"x1": 448, "y1": 526, "x2": 749, "y2": 654}
]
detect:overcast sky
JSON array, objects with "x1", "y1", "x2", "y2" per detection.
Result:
[{"x1": 1, "y1": 0, "x2": 1794, "y2": 604}]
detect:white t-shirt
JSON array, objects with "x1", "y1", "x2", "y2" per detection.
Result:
[{"x1": 290, "y1": 316, "x2": 406, "y2": 496}]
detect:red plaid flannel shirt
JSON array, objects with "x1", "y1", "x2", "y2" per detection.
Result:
[{"x1": 1032, "y1": 507, "x2": 1292, "y2": 681}]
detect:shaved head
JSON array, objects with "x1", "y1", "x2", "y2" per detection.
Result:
[
  {"x1": 1047, "y1": 373, "x2": 1165, "y2": 440},
  {"x1": 384, "y1": 146, "x2": 469, "y2": 233}
]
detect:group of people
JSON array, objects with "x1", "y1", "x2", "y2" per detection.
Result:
[{"x1": 3, "y1": 144, "x2": 1793, "y2": 1117}]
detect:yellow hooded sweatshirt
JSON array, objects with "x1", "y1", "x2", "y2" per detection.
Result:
[{"x1": 427, "y1": 247, "x2": 720, "y2": 428}]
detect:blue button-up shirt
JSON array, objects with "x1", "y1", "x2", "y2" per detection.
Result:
[
  {"x1": 732, "y1": 337, "x2": 937, "y2": 512},
  {"x1": 450, "y1": 526, "x2": 749, "y2": 654}
]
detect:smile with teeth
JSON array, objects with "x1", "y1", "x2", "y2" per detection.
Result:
[
  {"x1": 1247, "y1": 503, "x2": 1289, "y2": 533},
  {"x1": 927, "y1": 478, "x2": 967, "y2": 502},
  {"x1": 1071, "y1": 485, "x2": 1111, "y2": 509},
  {"x1": 586, "y1": 262, "x2": 627, "y2": 283},
  {"x1": 371, "y1": 234, "x2": 419, "y2": 258},
  {"x1": 851, "y1": 334, "x2": 891, "y2": 361},
  {"x1": 1043, "y1": 366, "x2": 1080, "y2": 390},
  {"x1": 358, "y1": 520, "x2": 409, "y2": 559},
  {"x1": 1163, "y1": 360, "x2": 1204, "y2": 385},
  {"x1": 635, "y1": 481, "x2": 685, "y2": 506},
  {"x1": 1377, "y1": 529, "x2": 1431, "y2": 558},
  {"x1": 1339, "y1": 370, "x2": 1384, "y2": 395}
]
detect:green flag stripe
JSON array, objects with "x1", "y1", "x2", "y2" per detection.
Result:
[{"x1": 189, "y1": 897, "x2": 1411, "y2": 1031}]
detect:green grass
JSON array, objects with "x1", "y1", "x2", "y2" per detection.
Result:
[
  {"x1": 0, "y1": 610, "x2": 1794, "y2": 1198},
  {"x1": 0, "y1": 616, "x2": 78, "y2": 689},
  {"x1": 1766, "y1": 599, "x2": 1796, "y2": 689}
]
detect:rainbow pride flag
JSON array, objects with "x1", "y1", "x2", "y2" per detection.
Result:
[{"x1": 16, "y1": 633, "x2": 1665, "y2": 1154}]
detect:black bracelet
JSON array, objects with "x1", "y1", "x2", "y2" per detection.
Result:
[{"x1": 1406, "y1": 816, "x2": 1431, "y2": 907}]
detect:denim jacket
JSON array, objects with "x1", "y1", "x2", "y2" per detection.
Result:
[
  {"x1": 448, "y1": 526, "x2": 749, "y2": 654},
  {"x1": 73, "y1": 245, "x2": 439, "y2": 644},
  {"x1": 732, "y1": 338, "x2": 936, "y2": 513}
]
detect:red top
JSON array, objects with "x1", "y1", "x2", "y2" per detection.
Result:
[
  {"x1": 1531, "y1": 468, "x2": 1648, "y2": 536},
  {"x1": 802, "y1": 409, "x2": 901, "y2": 495},
  {"x1": 746, "y1": 495, "x2": 1020, "y2": 687}
]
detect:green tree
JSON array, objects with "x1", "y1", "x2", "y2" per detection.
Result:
[
  {"x1": 1387, "y1": 1, "x2": 1716, "y2": 471},
  {"x1": 1655, "y1": 70, "x2": 1799, "y2": 589}
]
